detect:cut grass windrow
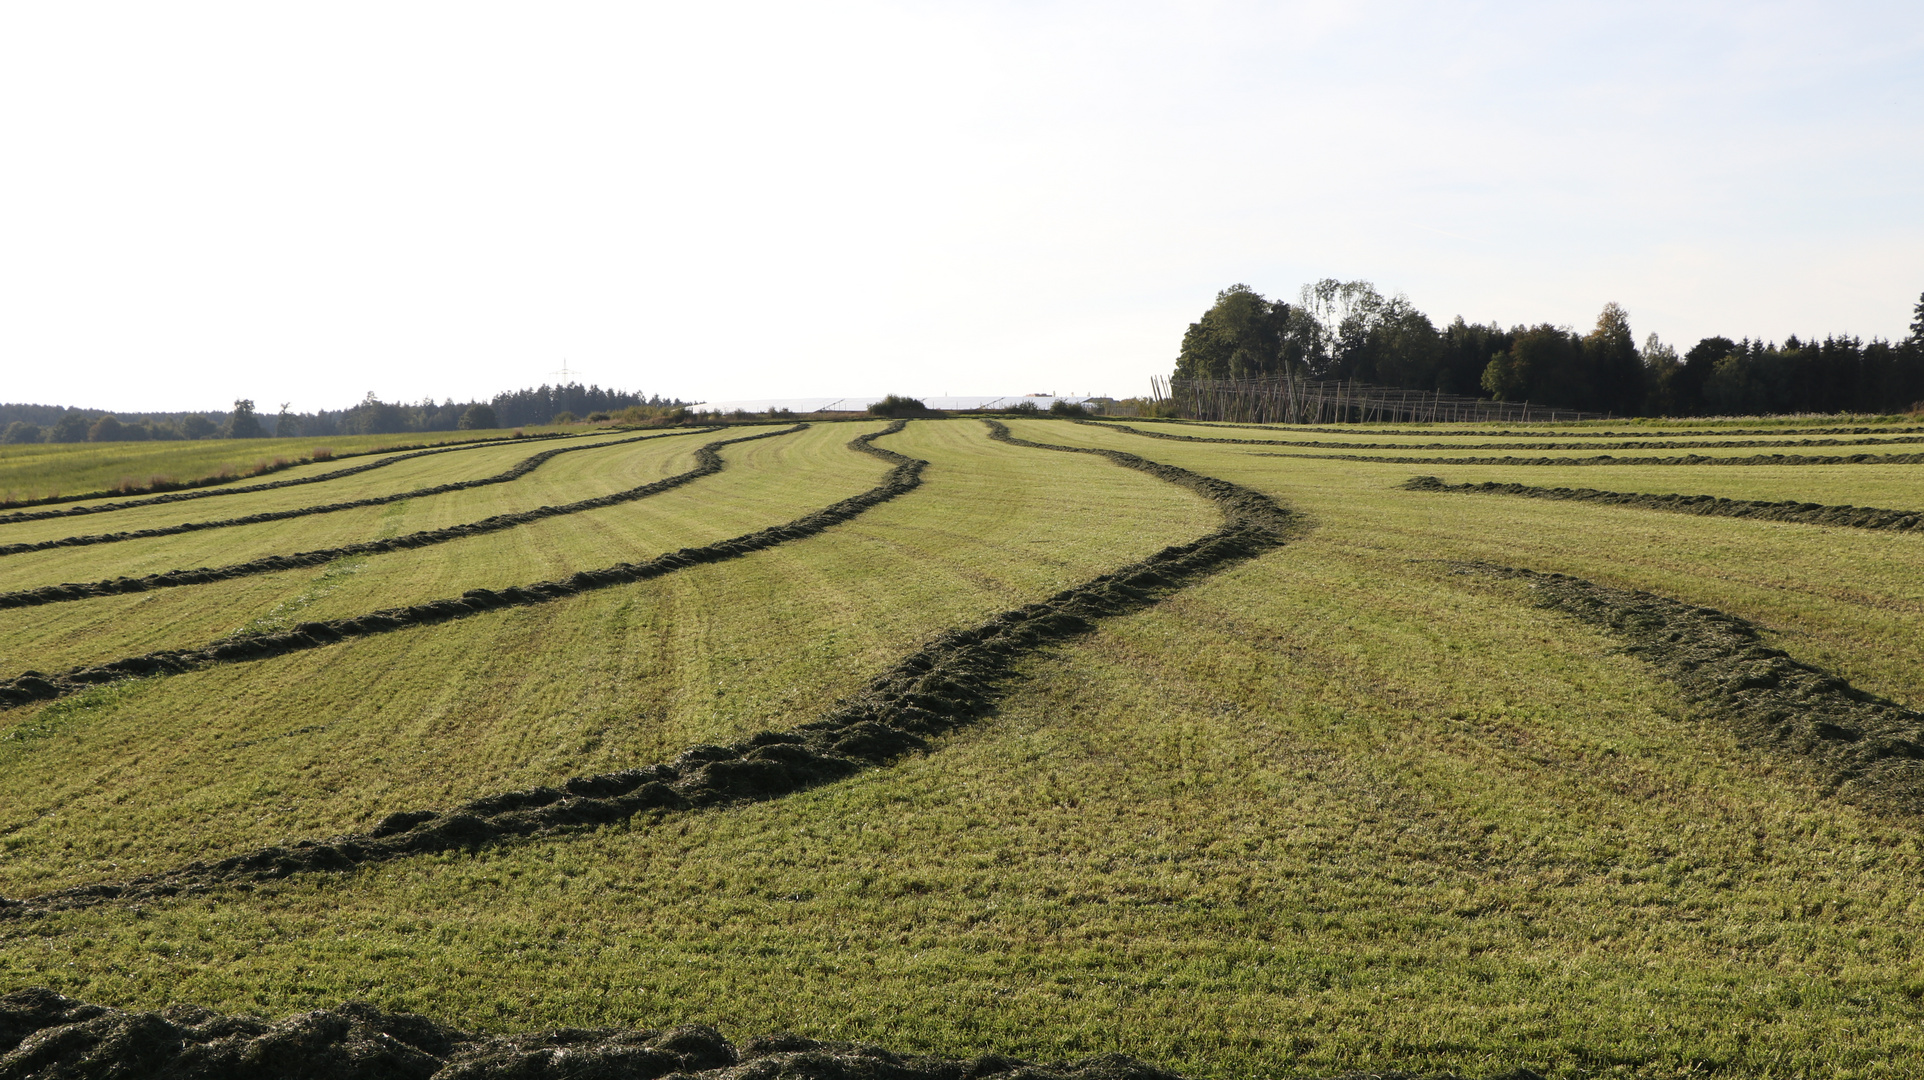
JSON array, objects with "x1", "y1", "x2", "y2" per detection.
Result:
[
  {"x1": 0, "y1": 428, "x2": 721, "y2": 558},
  {"x1": 0, "y1": 431, "x2": 602, "y2": 523},
  {"x1": 0, "y1": 423, "x2": 912, "y2": 714},
  {"x1": 1081, "y1": 419, "x2": 1924, "y2": 452},
  {"x1": 0, "y1": 987, "x2": 1195, "y2": 1080},
  {"x1": 1119, "y1": 419, "x2": 1924, "y2": 439},
  {"x1": 1263, "y1": 450, "x2": 1924, "y2": 466},
  {"x1": 0, "y1": 419, "x2": 1294, "y2": 917},
  {"x1": 1405, "y1": 476, "x2": 1924, "y2": 532},
  {"x1": 1458, "y1": 562, "x2": 1924, "y2": 814},
  {"x1": 0, "y1": 426, "x2": 806, "y2": 611}
]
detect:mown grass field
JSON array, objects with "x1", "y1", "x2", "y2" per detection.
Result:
[
  {"x1": 3, "y1": 414, "x2": 1923, "y2": 1078},
  {"x1": 0, "y1": 426, "x2": 581, "y2": 504}
]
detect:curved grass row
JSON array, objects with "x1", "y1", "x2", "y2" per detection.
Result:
[
  {"x1": 0, "y1": 423, "x2": 918, "y2": 712},
  {"x1": 0, "y1": 428, "x2": 719, "y2": 558},
  {"x1": 0, "y1": 419, "x2": 1219, "y2": 900},
  {"x1": 0, "y1": 427, "x2": 720, "y2": 593},
  {"x1": 1124, "y1": 418, "x2": 1924, "y2": 439},
  {"x1": 0, "y1": 429, "x2": 612, "y2": 522},
  {"x1": 2, "y1": 418, "x2": 1291, "y2": 917},
  {"x1": 1404, "y1": 476, "x2": 1924, "y2": 532},
  {"x1": 1262, "y1": 448, "x2": 1924, "y2": 467},
  {"x1": 1082, "y1": 419, "x2": 1924, "y2": 453},
  {"x1": 0, "y1": 426, "x2": 804, "y2": 611},
  {"x1": 1455, "y1": 562, "x2": 1924, "y2": 812}
]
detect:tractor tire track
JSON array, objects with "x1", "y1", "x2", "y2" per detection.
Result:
[
  {"x1": 0, "y1": 420, "x2": 1296, "y2": 917},
  {"x1": 1458, "y1": 563, "x2": 1924, "y2": 813},
  {"x1": 0, "y1": 423, "x2": 910, "y2": 712},
  {"x1": 0, "y1": 426, "x2": 805, "y2": 610},
  {"x1": 0, "y1": 431, "x2": 607, "y2": 523},
  {"x1": 1080, "y1": 420, "x2": 1924, "y2": 453},
  {"x1": 1405, "y1": 476, "x2": 1924, "y2": 532},
  {"x1": 0, "y1": 428, "x2": 721, "y2": 558},
  {"x1": 0, "y1": 987, "x2": 1224, "y2": 1080}
]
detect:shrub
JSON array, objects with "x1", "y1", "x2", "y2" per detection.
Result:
[
  {"x1": 551, "y1": 411, "x2": 578, "y2": 425},
  {"x1": 641, "y1": 408, "x2": 693, "y2": 428},
  {"x1": 586, "y1": 411, "x2": 611, "y2": 422},
  {"x1": 106, "y1": 473, "x2": 184, "y2": 496},
  {"x1": 1006, "y1": 401, "x2": 1041, "y2": 415},
  {"x1": 868, "y1": 394, "x2": 930, "y2": 418},
  {"x1": 1048, "y1": 399, "x2": 1089, "y2": 417}
]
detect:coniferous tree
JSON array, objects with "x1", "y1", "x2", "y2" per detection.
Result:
[
  {"x1": 1583, "y1": 302, "x2": 1644, "y2": 415},
  {"x1": 1640, "y1": 333, "x2": 1684, "y2": 414},
  {"x1": 1438, "y1": 318, "x2": 1513, "y2": 396},
  {"x1": 341, "y1": 393, "x2": 408, "y2": 435}
]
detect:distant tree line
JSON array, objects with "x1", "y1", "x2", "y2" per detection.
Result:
[
  {"x1": 1174, "y1": 283, "x2": 1924, "y2": 416},
  {"x1": 0, "y1": 383, "x2": 685, "y2": 444}
]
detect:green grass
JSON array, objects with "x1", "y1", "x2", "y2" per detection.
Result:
[
  {"x1": 0, "y1": 428, "x2": 708, "y2": 588},
  {"x1": 0, "y1": 420, "x2": 1215, "y2": 895},
  {"x1": 0, "y1": 426, "x2": 587, "y2": 503},
  {"x1": 0, "y1": 424, "x2": 872, "y2": 672},
  {"x1": 1399, "y1": 463, "x2": 1924, "y2": 510},
  {"x1": 0, "y1": 427, "x2": 657, "y2": 544},
  {"x1": 4, "y1": 415, "x2": 1924, "y2": 1077},
  {"x1": 1103, "y1": 417, "x2": 1924, "y2": 448}
]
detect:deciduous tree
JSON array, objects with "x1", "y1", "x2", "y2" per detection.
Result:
[
  {"x1": 224, "y1": 399, "x2": 264, "y2": 438},
  {"x1": 459, "y1": 404, "x2": 499, "y2": 430},
  {"x1": 1174, "y1": 285, "x2": 1296, "y2": 380}
]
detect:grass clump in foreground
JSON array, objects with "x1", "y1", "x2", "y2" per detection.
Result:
[{"x1": 5, "y1": 416, "x2": 1924, "y2": 1078}]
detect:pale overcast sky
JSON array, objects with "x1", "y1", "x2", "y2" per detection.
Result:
[{"x1": 2, "y1": 1, "x2": 1920, "y2": 411}]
